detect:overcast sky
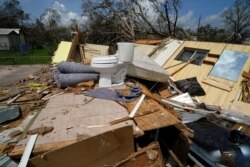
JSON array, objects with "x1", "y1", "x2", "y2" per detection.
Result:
[{"x1": 20, "y1": 0, "x2": 235, "y2": 29}]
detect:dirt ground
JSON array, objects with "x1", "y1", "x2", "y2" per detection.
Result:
[{"x1": 0, "y1": 65, "x2": 47, "y2": 87}]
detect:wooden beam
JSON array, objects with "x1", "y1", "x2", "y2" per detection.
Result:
[{"x1": 202, "y1": 78, "x2": 232, "y2": 92}]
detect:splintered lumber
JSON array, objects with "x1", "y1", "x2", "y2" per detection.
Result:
[
  {"x1": 133, "y1": 101, "x2": 180, "y2": 131},
  {"x1": 202, "y1": 78, "x2": 232, "y2": 92},
  {"x1": 28, "y1": 126, "x2": 134, "y2": 167},
  {"x1": 67, "y1": 32, "x2": 79, "y2": 61},
  {"x1": 114, "y1": 142, "x2": 164, "y2": 167}
]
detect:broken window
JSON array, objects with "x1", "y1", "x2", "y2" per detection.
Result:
[
  {"x1": 175, "y1": 48, "x2": 208, "y2": 65},
  {"x1": 210, "y1": 50, "x2": 249, "y2": 81}
]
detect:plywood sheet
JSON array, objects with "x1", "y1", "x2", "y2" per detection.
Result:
[
  {"x1": 10, "y1": 93, "x2": 134, "y2": 157},
  {"x1": 29, "y1": 126, "x2": 134, "y2": 167}
]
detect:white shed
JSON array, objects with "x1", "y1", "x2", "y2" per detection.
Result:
[{"x1": 0, "y1": 28, "x2": 26, "y2": 51}]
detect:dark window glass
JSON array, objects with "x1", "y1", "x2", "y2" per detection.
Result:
[
  {"x1": 175, "y1": 50, "x2": 194, "y2": 62},
  {"x1": 175, "y1": 48, "x2": 208, "y2": 65}
]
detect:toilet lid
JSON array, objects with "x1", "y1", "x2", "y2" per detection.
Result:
[{"x1": 92, "y1": 56, "x2": 118, "y2": 64}]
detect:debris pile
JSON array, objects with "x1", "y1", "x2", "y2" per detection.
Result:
[{"x1": 1, "y1": 30, "x2": 250, "y2": 167}]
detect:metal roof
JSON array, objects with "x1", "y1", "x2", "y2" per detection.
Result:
[{"x1": 0, "y1": 28, "x2": 20, "y2": 35}]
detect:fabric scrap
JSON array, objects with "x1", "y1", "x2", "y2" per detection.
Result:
[{"x1": 85, "y1": 86, "x2": 142, "y2": 102}]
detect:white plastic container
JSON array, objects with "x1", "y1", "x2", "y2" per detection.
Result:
[{"x1": 117, "y1": 42, "x2": 134, "y2": 63}]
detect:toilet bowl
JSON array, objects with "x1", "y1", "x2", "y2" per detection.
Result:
[
  {"x1": 91, "y1": 55, "x2": 119, "y2": 87},
  {"x1": 91, "y1": 42, "x2": 134, "y2": 88}
]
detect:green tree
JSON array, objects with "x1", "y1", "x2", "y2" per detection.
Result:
[
  {"x1": 197, "y1": 24, "x2": 228, "y2": 42},
  {"x1": 0, "y1": 0, "x2": 29, "y2": 28}
]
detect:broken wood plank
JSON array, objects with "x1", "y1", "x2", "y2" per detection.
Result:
[
  {"x1": 0, "y1": 89, "x2": 24, "y2": 102},
  {"x1": 114, "y1": 142, "x2": 164, "y2": 167},
  {"x1": 129, "y1": 94, "x2": 146, "y2": 118},
  {"x1": 29, "y1": 126, "x2": 134, "y2": 167},
  {"x1": 134, "y1": 108, "x2": 180, "y2": 131},
  {"x1": 7, "y1": 94, "x2": 21, "y2": 105},
  {"x1": 202, "y1": 78, "x2": 232, "y2": 92},
  {"x1": 10, "y1": 140, "x2": 76, "y2": 158}
]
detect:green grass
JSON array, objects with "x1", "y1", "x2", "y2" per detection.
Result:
[{"x1": 0, "y1": 48, "x2": 52, "y2": 65}]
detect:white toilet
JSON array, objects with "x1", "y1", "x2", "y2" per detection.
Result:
[{"x1": 91, "y1": 42, "x2": 134, "y2": 87}]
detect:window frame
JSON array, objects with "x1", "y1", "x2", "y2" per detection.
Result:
[{"x1": 175, "y1": 47, "x2": 209, "y2": 65}]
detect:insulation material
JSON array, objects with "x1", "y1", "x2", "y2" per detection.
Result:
[
  {"x1": 53, "y1": 69, "x2": 98, "y2": 88},
  {"x1": 58, "y1": 61, "x2": 97, "y2": 73}
]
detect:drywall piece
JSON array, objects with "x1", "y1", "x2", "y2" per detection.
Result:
[
  {"x1": 114, "y1": 142, "x2": 164, "y2": 167},
  {"x1": 29, "y1": 126, "x2": 134, "y2": 167},
  {"x1": 52, "y1": 41, "x2": 72, "y2": 64},
  {"x1": 18, "y1": 134, "x2": 38, "y2": 167},
  {"x1": 151, "y1": 39, "x2": 183, "y2": 67},
  {"x1": 202, "y1": 78, "x2": 232, "y2": 92},
  {"x1": 127, "y1": 50, "x2": 170, "y2": 82}
]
